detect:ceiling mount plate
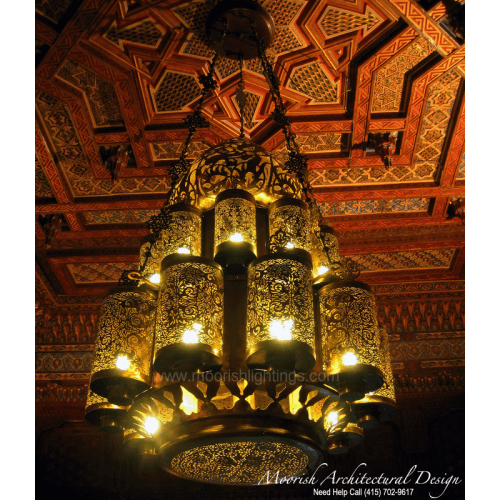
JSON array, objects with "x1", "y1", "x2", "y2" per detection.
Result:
[{"x1": 206, "y1": 0, "x2": 275, "y2": 60}]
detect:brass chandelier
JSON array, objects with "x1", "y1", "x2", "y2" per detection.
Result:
[{"x1": 85, "y1": 0, "x2": 396, "y2": 486}]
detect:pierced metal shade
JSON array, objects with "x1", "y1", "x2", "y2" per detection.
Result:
[
  {"x1": 311, "y1": 225, "x2": 340, "y2": 282},
  {"x1": 161, "y1": 203, "x2": 202, "y2": 257},
  {"x1": 154, "y1": 255, "x2": 224, "y2": 373},
  {"x1": 246, "y1": 252, "x2": 316, "y2": 372},
  {"x1": 214, "y1": 189, "x2": 256, "y2": 268},
  {"x1": 351, "y1": 325, "x2": 397, "y2": 428},
  {"x1": 319, "y1": 281, "x2": 384, "y2": 401},
  {"x1": 90, "y1": 285, "x2": 157, "y2": 406},
  {"x1": 139, "y1": 234, "x2": 164, "y2": 284},
  {"x1": 268, "y1": 198, "x2": 311, "y2": 256},
  {"x1": 84, "y1": 387, "x2": 128, "y2": 434}
]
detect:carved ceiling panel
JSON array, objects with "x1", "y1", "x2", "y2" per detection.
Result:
[{"x1": 35, "y1": 0, "x2": 465, "y2": 304}]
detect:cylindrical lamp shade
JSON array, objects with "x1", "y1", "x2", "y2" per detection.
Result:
[
  {"x1": 161, "y1": 203, "x2": 202, "y2": 257},
  {"x1": 351, "y1": 325, "x2": 397, "y2": 428},
  {"x1": 85, "y1": 387, "x2": 128, "y2": 434},
  {"x1": 90, "y1": 285, "x2": 156, "y2": 406},
  {"x1": 319, "y1": 282, "x2": 384, "y2": 401},
  {"x1": 246, "y1": 252, "x2": 316, "y2": 372},
  {"x1": 154, "y1": 255, "x2": 224, "y2": 373},
  {"x1": 214, "y1": 189, "x2": 256, "y2": 267},
  {"x1": 268, "y1": 198, "x2": 311, "y2": 257},
  {"x1": 311, "y1": 225, "x2": 340, "y2": 280},
  {"x1": 139, "y1": 235, "x2": 164, "y2": 285}
]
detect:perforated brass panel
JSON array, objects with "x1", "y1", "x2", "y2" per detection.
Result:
[
  {"x1": 139, "y1": 238, "x2": 163, "y2": 282},
  {"x1": 374, "y1": 326, "x2": 396, "y2": 401},
  {"x1": 215, "y1": 194, "x2": 256, "y2": 249},
  {"x1": 90, "y1": 287, "x2": 157, "y2": 384},
  {"x1": 319, "y1": 283, "x2": 383, "y2": 374},
  {"x1": 168, "y1": 138, "x2": 302, "y2": 208},
  {"x1": 170, "y1": 441, "x2": 309, "y2": 484},
  {"x1": 269, "y1": 199, "x2": 311, "y2": 254},
  {"x1": 247, "y1": 255, "x2": 315, "y2": 348},
  {"x1": 160, "y1": 206, "x2": 202, "y2": 257},
  {"x1": 155, "y1": 259, "x2": 223, "y2": 352}
]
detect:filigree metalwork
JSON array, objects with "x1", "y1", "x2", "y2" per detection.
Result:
[
  {"x1": 215, "y1": 193, "x2": 256, "y2": 249},
  {"x1": 123, "y1": 377, "x2": 341, "y2": 483},
  {"x1": 168, "y1": 138, "x2": 302, "y2": 208},
  {"x1": 235, "y1": 55, "x2": 247, "y2": 138},
  {"x1": 318, "y1": 284, "x2": 384, "y2": 375},
  {"x1": 90, "y1": 288, "x2": 157, "y2": 383},
  {"x1": 373, "y1": 326, "x2": 396, "y2": 402},
  {"x1": 247, "y1": 255, "x2": 315, "y2": 348},
  {"x1": 139, "y1": 237, "x2": 164, "y2": 282},
  {"x1": 155, "y1": 260, "x2": 224, "y2": 352},
  {"x1": 269, "y1": 199, "x2": 312, "y2": 255},
  {"x1": 160, "y1": 206, "x2": 202, "y2": 257}
]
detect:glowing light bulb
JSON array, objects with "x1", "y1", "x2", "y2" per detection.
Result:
[
  {"x1": 368, "y1": 392, "x2": 374, "y2": 396},
  {"x1": 269, "y1": 319, "x2": 293, "y2": 341},
  {"x1": 318, "y1": 265, "x2": 329, "y2": 275},
  {"x1": 229, "y1": 233, "x2": 243, "y2": 242},
  {"x1": 326, "y1": 411, "x2": 338, "y2": 427},
  {"x1": 285, "y1": 241, "x2": 295, "y2": 249},
  {"x1": 182, "y1": 323, "x2": 202, "y2": 343},
  {"x1": 342, "y1": 351, "x2": 358, "y2": 366},
  {"x1": 149, "y1": 273, "x2": 161, "y2": 284},
  {"x1": 115, "y1": 355, "x2": 130, "y2": 371},
  {"x1": 177, "y1": 246, "x2": 190, "y2": 254},
  {"x1": 144, "y1": 416, "x2": 159, "y2": 435}
]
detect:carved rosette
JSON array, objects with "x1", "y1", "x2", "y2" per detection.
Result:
[
  {"x1": 318, "y1": 282, "x2": 383, "y2": 375},
  {"x1": 160, "y1": 204, "x2": 202, "y2": 257},
  {"x1": 247, "y1": 254, "x2": 315, "y2": 349},
  {"x1": 269, "y1": 198, "x2": 312, "y2": 255},
  {"x1": 155, "y1": 257, "x2": 224, "y2": 353},
  {"x1": 90, "y1": 287, "x2": 157, "y2": 386}
]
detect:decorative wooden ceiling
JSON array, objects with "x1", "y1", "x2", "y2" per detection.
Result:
[{"x1": 35, "y1": 0, "x2": 465, "y2": 305}]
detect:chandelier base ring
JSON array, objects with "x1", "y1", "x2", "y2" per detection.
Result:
[{"x1": 158, "y1": 415, "x2": 324, "y2": 485}]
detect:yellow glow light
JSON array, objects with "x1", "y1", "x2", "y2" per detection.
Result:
[
  {"x1": 177, "y1": 246, "x2": 190, "y2": 254},
  {"x1": 318, "y1": 265, "x2": 329, "y2": 275},
  {"x1": 149, "y1": 273, "x2": 161, "y2": 284},
  {"x1": 115, "y1": 355, "x2": 131, "y2": 371},
  {"x1": 342, "y1": 351, "x2": 358, "y2": 366},
  {"x1": 180, "y1": 386, "x2": 198, "y2": 415},
  {"x1": 182, "y1": 323, "x2": 202, "y2": 344},
  {"x1": 229, "y1": 233, "x2": 244, "y2": 242},
  {"x1": 144, "y1": 416, "x2": 159, "y2": 435},
  {"x1": 269, "y1": 319, "x2": 293, "y2": 341},
  {"x1": 285, "y1": 241, "x2": 295, "y2": 249}
]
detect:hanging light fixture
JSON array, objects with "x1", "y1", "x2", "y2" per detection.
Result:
[
  {"x1": 154, "y1": 254, "x2": 224, "y2": 373},
  {"x1": 318, "y1": 281, "x2": 385, "y2": 402},
  {"x1": 86, "y1": 0, "x2": 397, "y2": 484},
  {"x1": 89, "y1": 282, "x2": 157, "y2": 406},
  {"x1": 214, "y1": 188, "x2": 257, "y2": 268}
]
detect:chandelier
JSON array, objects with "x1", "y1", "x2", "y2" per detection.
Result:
[{"x1": 85, "y1": 0, "x2": 396, "y2": 486}]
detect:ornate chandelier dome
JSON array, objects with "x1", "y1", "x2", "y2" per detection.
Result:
[{"x1": 169, "y1": 137, "x2": 303, "y2": 209}]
